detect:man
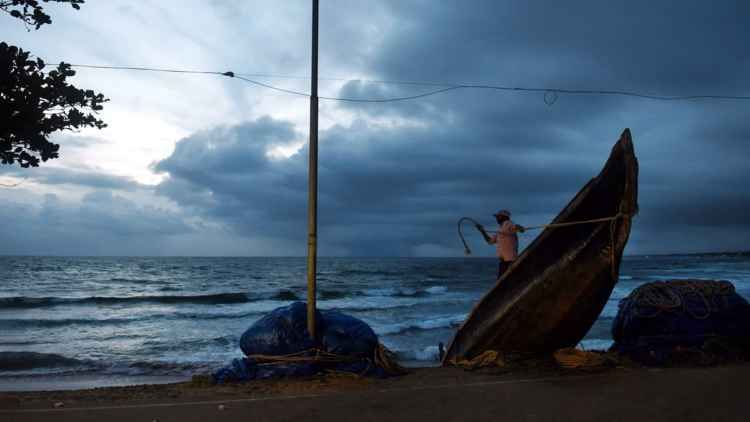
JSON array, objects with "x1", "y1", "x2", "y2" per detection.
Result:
[{"x1": 476, "y1": 209, "x2": 525, "y2": 279}]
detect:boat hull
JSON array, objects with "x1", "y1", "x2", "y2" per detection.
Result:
[{"x1": 443, "y1": 129, "x2": 639, "y2": 363}]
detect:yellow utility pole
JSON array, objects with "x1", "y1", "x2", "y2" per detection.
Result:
[{"x1": 306, "y1": 0, "x2": 319, "y2": 341}]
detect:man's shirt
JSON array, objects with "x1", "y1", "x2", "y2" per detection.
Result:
[{"x1": 490, "y1": 220, "x2": 520, "y2": 261}]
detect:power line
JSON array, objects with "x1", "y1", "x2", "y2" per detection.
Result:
[
  {"x1": 66, "y1": 63, "x2": 750, "y2": 103},
  {"x1": 68, "y1": 64, "x2": 455, "y2": 87},
  {"x1": 67, "y1": 64, "x2": 225, "y2": 76},
  {"x1": 233, "y1": 75, "x2": 310, "y2": 97}
]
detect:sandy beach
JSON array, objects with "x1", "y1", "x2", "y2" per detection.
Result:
[{"x1": 2, "y1": 363, "x2": 748, "y2": 421}]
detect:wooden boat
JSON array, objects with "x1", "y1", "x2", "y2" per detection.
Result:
[{"x1": 443, "y1": 128, "x2": 639, "y2": 364}]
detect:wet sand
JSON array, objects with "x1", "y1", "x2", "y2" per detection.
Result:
[{"x1": 1, "y1": 364, "x2": 748, "y2": 421}]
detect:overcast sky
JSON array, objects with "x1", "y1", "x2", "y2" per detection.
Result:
[{"x1": 1, "y1": 0, "x2": 748, "y2": 256}]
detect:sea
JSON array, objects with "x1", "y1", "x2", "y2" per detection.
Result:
[{"x1": 1, "y1": 254, "x2": 749, "y2": 391}]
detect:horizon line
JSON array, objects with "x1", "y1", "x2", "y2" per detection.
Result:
[{"x1": 1, "y1": 250, "x2": 748, "y2": 259}]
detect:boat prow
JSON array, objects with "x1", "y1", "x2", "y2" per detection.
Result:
[{"x1": 443, "y1": 129, "x2": 639, "y2": 364}]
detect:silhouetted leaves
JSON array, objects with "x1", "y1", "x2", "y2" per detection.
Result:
[
  {"x1": 0, "y1": 42, "x2": 108, "y2": 167},
  {"x1": 0, "y1": 0, "x2": 85, "y2": 30},
  {"x1": 1, "y1": 0, "x2": 105, "y2": 168}
]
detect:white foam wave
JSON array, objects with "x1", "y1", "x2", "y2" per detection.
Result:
[
  {"x1": 372, "y1": 314, "x2": 466, "y2": 335},
  {"x1": 394, "y1": 345, "x2": 440, "y2": 362},
  {"x1": 363, "y1": 285, "x2": 449, "y2": 297},
  {"x1": 322, "y1": 296, "x2": 421, "y2": 311},
  {"x1": 578, "y1": 339, "x2": 614, "y2": 351},
  {"x1": 425, "y1": 286, "x2": 448, "y2": 294}
]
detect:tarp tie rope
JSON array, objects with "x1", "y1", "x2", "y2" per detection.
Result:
[{"x1": 246, "y1": 344, "x2": 407, "y2": 376}]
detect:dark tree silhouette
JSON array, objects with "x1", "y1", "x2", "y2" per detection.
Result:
[
  {"x1": 0, "y1": 0, "x2": 84, "y2": 29},
  {"x1": 1, "y1": 43, "x2": 107, "y2": 167},
  {"x1": 1, "y1": 0, "x2": 107, "y2": 168}
]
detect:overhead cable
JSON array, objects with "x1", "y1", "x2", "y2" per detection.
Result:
[{"x1": 66, "y1": 63, "x2": 750, "y2": 103}]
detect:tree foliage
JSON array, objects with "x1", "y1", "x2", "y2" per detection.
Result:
[
  {"x1": 1, "y1": 0, "x2": 107, "y2": 168},
  {"x1": 0, "y1": 0, "x2": 85, "y2": 29}
]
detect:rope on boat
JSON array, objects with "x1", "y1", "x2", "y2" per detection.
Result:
[
  {"x1": 458, "y1": 211, "x2": 632, "y2": 279},
  {"x1": 523, "y1": 215, "x2": 625, "y2": 231},
  {"x1": 457, "y1": 214, "x2": 623, "y2": 256}
]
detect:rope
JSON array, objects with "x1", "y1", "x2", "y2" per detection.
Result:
[
  {"x1": 457, "y1": 217, "x2": 482, "y2": 255},
  {"x1": 248, "y1": 349, "x2": 356, "y2": 365},
  {"x1": 374, "y1": 343, "x2": 408, "y2": 375},
  {"x1": 553, "y1": 348, "x2": 611, "y2": 370},
  {"x1": 246, "y1": 344, "x2": 407, "y2": 376},
  {"x1": 64, "y1": 63, "x2": 750, "y2": 103},
  {"x1": 457, "y1": 212, "x2": 630, "y2": 280},
  {"x1": 457, "y1": 213, "x2": 623, "y2": 255},
  {"x1": 523, "y1": 214, "x2": 622, "y2": 231},
  {"x1": 449, "y1": 350, "x2": 505, "y2": 370}
]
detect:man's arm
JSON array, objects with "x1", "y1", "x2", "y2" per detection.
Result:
[
  {"x1": 504, "y1": 220, "x2": 525, "y2": 233},
  {"x1": 476, "y1": 223, "x2": 495, "y2": 244}
]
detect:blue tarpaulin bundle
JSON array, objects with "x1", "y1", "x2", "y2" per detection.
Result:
[
  {"x1": 213, "y1": 302, "x2": 403, "y2": 383},
  {"x1": 612, "y1": 280, "x2": 750, "y2": 365}
]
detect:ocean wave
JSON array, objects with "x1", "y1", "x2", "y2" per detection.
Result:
[
  {"x1": 0, "y1": 293, "x2": 252, "y2": 309},
  {"x1": 271, "y1": 289, "x2": 300, "y2": 301},
  {"x1": 108, "y1": 360, "x2": 208, "y2": 376},
  {"x1": 138, "y1": 336, "x2": 236, "y2": 354},
  {"x1": 0, "y1": 286, "x2": 453, "y2": 311},
  {"x1": 108, "y1": 277, "x2": 161, "y2": 284},
  {"x1": 321, "y1": 296, "x2": 426, "y2": 313},
  {"x1": 599, "y1": 305, "x2": 621, "y2": 319},
  {"x1": 363, "y1": 285, "x2": 449, "y2": 298},
  {"x1": 425, "y1": 286, "x2": 448, "y2": 294},
  {"x1": 322, "y1": 291, "x2": 475, "y2": 314},
  {"x1": 373, "y1": 314, "x2": 465, "y2": 336},
  {"x1": 319, "y1": 289, "x2": 351, "y2": 300},
  {"x1": 0, "y1": 351, "x2": 94, "y2": 371},
  {"x1": 0, "y1": 308, "x2": 268, "y2": 329},
  {"x1": 0, "y1": 317, "x2": 141, "y2": 328},
  {"x1": 393, "y1": 345, "x2": 440, "y2": 362},
  {"x1": 338, "y1": 269, "x2": 404, "y2": 277},
  {"x1": 0, "y1": 352, "x2": 210, "y2": 378},
  {"x1": 578, "y1": 339, "x2": 614, "y2": 351}
]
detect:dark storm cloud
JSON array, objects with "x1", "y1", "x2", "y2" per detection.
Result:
[
  {"x1": 154, "y1": 115, "x2": 612, "y2": 256},
  {"x1": 153, "y1": 0, "x2": 750, "y2": 255},
  {"x1": 154, "y1": 117, "x2": 307, "y2": 232},
  {"x1": 5, "y1": 1, "x2": 746, "y2": 256},
  {"x1": 372, "y1": 0, "x2": 749, "y2": 93},
  {"x1": 332, "y1": 0, "x2": 750, "y2": 253}
]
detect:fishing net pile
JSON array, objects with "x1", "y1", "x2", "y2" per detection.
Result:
[
  {"x1": 612, "y1": 279, "x2": 750, "y2": 365},
  {"x1": 213, "y1": 302, "x2": 405, "y2": 383}
]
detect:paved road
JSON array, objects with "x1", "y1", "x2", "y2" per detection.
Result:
[{"x1": 3, "y1": 365, "x2": 747, "y2": 421}]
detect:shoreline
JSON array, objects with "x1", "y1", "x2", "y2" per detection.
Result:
[
  {"x1": 2, "y1": 364, "x2": 748, "y2": 421},
  {"x1": 0, "y1": 374, "x2": 190, "y2": 393}
]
